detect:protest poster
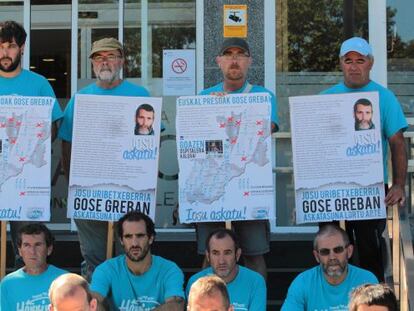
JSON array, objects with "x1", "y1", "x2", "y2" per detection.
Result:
[
  {"x1": 67, "y1": 95, "x2": 162, "y2": 221},
  {"x1": 176, "y1": 93, "x2": 274, "y2": 223},
  {"x1": 0, "y1": 96, "x2": 53, "y2": 221},
  {"x1": 289, "y1": 92, "x2": 386, "y2": 224}
]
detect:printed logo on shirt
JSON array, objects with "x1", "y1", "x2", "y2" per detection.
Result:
[
  {"x1": 119, "y1": 296, "x2": 161, "y2": 311},
  {"x1": 16, "y1": 292, "x2": 49, "y2": 311}
]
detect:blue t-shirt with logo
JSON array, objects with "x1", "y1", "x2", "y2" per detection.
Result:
[
  {"x1": 281, "y1": 264, "x2": 378, "y2": 311},
  {"x1": 186, "y1": 265, "x2": 266, "y2": 311},
  {"x1": 91, "y1": 255, "x2": 184, "y2": 310},
  {"x1": 0, "y1": 265, "x2": 67, "y2": 311},
  {"x1": 322, "y1": 80, "x2": 407, "y2": 181},
  {"x1": 58, "y1": 80, "x2": 150, "y2": 142},
  {"x1": 200, "y1": 81, "x2": 279, "y2": 129},
  {"x1": 0, "y1": 69, "x2": 63, "y2": 122}
]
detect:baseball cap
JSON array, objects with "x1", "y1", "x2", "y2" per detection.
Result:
[
  {"x1": 219, "y1": 38, "x2": 250, "y2": 56},
  {"x1": 339, "y1": 37, "x2": 372, "y2": 57},
  {"x1": 89, "y1": 37, "x2": 124, "y2": 58}
]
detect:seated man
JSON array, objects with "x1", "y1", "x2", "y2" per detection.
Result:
[
  {"x1": 49, "y1": 273, "x2": 98, "y2": 311},
  {"x1": 349, "y1": 283, "x2": 398, "y2": 311},
  {"x1": 186, "y1": 229, "x2": 266, "y2": 311},
  {"x1": 187, "y1": 275, "x2": 233, "y2": 311},
  {"x1": 90, "y1": 211, "x2": 185, "y2": 310},
  {"x1": 281, "y1": 224, "x2": 378, "y2": 310},
  {"x1": 0, "y1": 224, "x2": 67, "y2": 310}
]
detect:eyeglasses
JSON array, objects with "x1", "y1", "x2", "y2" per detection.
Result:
[
  {"x1": 220, "y1": 52, "x2": 250, "y2": 60},
  {"x1": 92, "y1": 55, "x2": 122, "y2": 63},
  {"x1": 317, "y1": 245, "x2": 348, "y2": 256}
]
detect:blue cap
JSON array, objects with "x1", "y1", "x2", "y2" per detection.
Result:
[{"x1": 339, "y1": 37, "x2": 372, "y2": 57}]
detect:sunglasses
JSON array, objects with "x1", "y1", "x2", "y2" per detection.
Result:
[{"x1": 317, "y1": 245, "x2": 348, "y2": 256}]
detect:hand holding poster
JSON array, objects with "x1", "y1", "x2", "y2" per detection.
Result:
[
  {"x1": 289, "y1": 92, "x2": 386, "y2": 224},
  {"x1": 0, "y1": 96, "x2": 53, "y2": 221},
  {"x1": 176, "y1": 93, "x2": 274, "y2": 223},
  {"x1": 67, "y1": 95, "x2": 162, "y2": 221}
]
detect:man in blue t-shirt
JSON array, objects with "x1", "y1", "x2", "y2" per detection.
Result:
[
  {"x1": 58, "y1": 37, "x2": 152, "y2": 280},
  {"x1": 281, "y1": 224, "x2": 378, "y2": 311},
  {"x1": 197, "y1": 37, "x2": 279, "y2": 280},
  {"x1": 0, "y1": 20, "x2": 63, "y2": 267},
  {"x1": 321, "y1": 37, "x2": 408, "y2": 281},
  {"x1": 0, "y1": 224, "x2": 67, "y2": 310},
  {"x1": 186, "y1": 229, "x2": 266, "y2": 311},
  {"x1": 90, "y1": 211, "x2": 185, "y2": 310}
]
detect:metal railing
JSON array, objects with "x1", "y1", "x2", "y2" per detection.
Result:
[{"x1": 391, "y1": 204, "x2": 414, "y2": 310}]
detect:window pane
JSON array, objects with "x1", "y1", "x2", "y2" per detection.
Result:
[{"x1": 387, "y1": 0, "x2": 414, "y2": 116}]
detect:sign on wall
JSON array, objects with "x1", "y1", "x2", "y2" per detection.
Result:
[
  {"x1": 163, "y1": 50, "x2": 196, "y2": 96},
  {"x1": 223, "y1": 4, "x2": 248, "y2": 38}
]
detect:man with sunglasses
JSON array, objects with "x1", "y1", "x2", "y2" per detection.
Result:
[
  {"x1": 281, "y1": 224, "x2": 377, "y2": 311},
  {"x1": 196, "y1": 37, "x2": 279, "y2": 280},
  {"x1": 58, "y1": 37, "x2": 150, "y2": 281}
]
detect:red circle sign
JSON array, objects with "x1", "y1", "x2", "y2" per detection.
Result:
[{"x1": 171, "y1": 58, "x2": 187, "y2": 74}]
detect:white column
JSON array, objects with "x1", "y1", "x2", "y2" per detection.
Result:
[
  {"x1": 140, "y1": 0, "x2": 148, "y2": 88},
  {"x1": 71, "y1": 0, "x2": 79, "y2": 95},
  {"x1": 196, "y1": 0, "x2": 204, "y2": 93},
  {"x1": 23, "y1": 0, "x2": 30, "y2": 69},
  {"x1": 369, "y1": 0, "x2": 387, "y2": 87},
  {"x1": 118, "y1": 0, "x2": 124, "y2": 79}
]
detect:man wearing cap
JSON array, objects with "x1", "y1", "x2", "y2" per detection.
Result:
[
  {"x1": 58, "y1": 37, "x2": 151, "y2": 280},
  {"x1": 321, "y1": 37, "x2": 407, "y2": 281},
  {"x1": 197, "y1": 38, "x2": 279, "y2": 279},
  {"x1": 0, "y1": 20, "x2": 63, "y2": 267}
]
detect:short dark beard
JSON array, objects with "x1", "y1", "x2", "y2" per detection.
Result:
[
  {"x1": 125, "y1": 243, "x2": 150, "y2": 263},
  {"x1": 0, "y1": 53, "x2": 21, "y2": 73}
]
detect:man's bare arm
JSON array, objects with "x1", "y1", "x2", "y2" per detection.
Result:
[
  {"x1": 61, "y1": 140, "x2": 72, "y2": 181},
  {"x1": 385, "y1": 130, "x2": 407, "y2": 207},
  {"x1": 153, "y1": 296, "x2": 185, "y2": 311}
]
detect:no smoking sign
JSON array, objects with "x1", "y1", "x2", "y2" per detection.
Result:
[{"x1": 171, "y1": 58, "x2": 187, "y2": 74}]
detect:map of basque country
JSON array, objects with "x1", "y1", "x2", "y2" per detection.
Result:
[
  {"x1": 184, "y1": 109, "x2": 270, "y2": 204},
  {"x1": 0, "y1": 112, "x2": 49, "y2": 188}
]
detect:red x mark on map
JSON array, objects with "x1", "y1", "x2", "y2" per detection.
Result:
[
  {"x1": 241, "y1": 156, "x2": 247, "y2": 161},
  {"x1": 36, "y1": 122, "x2": 43, "y2": 127},
  {"x1": 19, "y1": 157, "x2": 26, "y2": 162},
  {"x1": 19, "y1": 192, "x2": 26, "y2": 196},
  {"x1": 230, "y1": 138, "x2": 237, "y2": 144},
  {"x1": 243, "y1": 192, "x2": 250, "y2": 196},
  {"x1": 235, "y1": 120, "x2": 241, "y2": 126},
  {"x1": 227, "y1": 116, "x2": 234, "y2": 122},
  {"x1": 219, "y1": 123, "x2": 226, "y2": 128},
  {"x1": 256, "y1": 120, "x2": 263, "y2": 125},
  {"x1": 257, "y1": 130, "x2": 264, "y2": 136},
  {"x1": 37, "y1": 133, "x2": 43, "y2": 138}
]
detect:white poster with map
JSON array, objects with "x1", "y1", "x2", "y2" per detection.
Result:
[
  {"x1": 68, "y1": 95, "x2": 162, "y2": 222},
  {"x1": 290, "y1": 92, "x2": 386, "y2": 224},
  {"x1": 0, "y1": 96, "x2": 53, "y2": 221},
  {"x1": 176, "y1": 93, "x2": 274, "y2": 223}
]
